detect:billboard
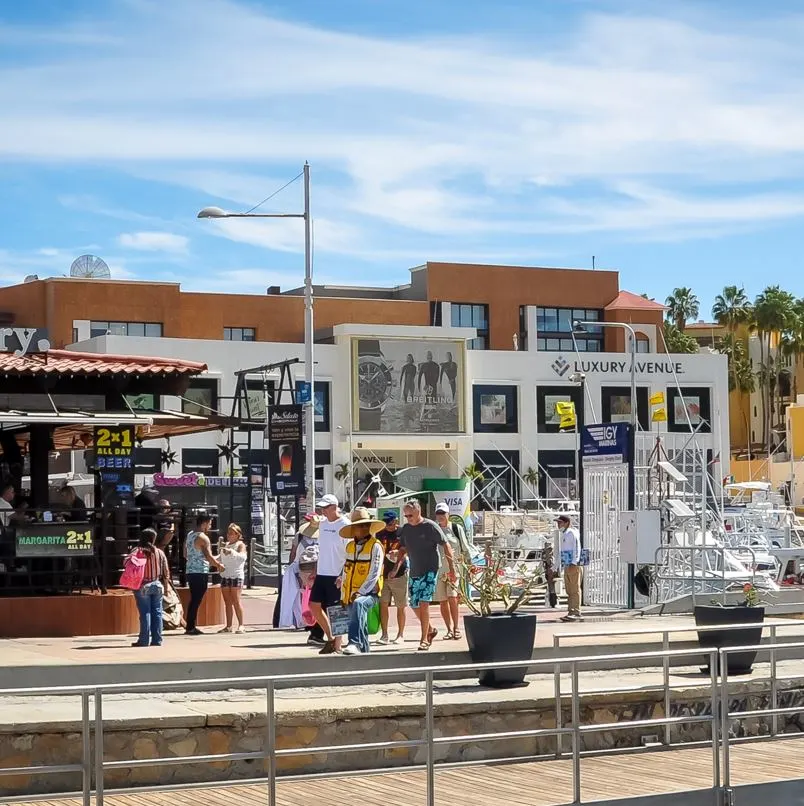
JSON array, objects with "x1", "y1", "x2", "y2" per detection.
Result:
[
  {"x1": 352, "y1": 337, "x2": 465, "y2": 433},
  {"x1": 267, "y1": 405, "x2": 306, "y2": 495}
]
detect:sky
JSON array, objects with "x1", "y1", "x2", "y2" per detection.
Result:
[{"x1": 3, "y1": 0, "x2": 804, "y2": 315}]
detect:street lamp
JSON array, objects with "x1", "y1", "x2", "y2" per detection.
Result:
[
  {"x1": 573, "y1": 320, "x2": 638, "y2": 429},
  {"x1": 198, "y1": 163, "x2": 316, "y2": 503}
]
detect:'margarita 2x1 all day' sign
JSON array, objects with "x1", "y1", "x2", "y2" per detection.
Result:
[{"x1": 15, "y1": 524, "x2": 93, "y2": 558}]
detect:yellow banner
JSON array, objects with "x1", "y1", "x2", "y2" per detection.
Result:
[
  {"x1": 559, "y1": 413, "x2": 577, "y2": 430},
  {"x1": 652, "y1": 408, "x2": 667, "y2": 422},
  {"x1": 649, "y1": 391, "x2": 665, "y2": 406},
  {"x1": 554, "y1": 401, "x2": 575, "y2": 416}
]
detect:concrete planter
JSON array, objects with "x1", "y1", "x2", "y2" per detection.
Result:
[
  {"x1": 694, "y1": 604, "x2": 765, "y2": 675},
  {"x1": 464, "y1": 612, "x2": 537, "y2": 688}
]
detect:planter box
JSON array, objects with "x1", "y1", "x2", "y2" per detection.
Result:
[
  {"x1": 464, "y1": 613, "x2": 537, "y2": 688},
  {"x1": 694, "y1": 604, "x2": 765, "y2": 675}
]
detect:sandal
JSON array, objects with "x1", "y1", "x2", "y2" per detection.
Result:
[
  {"x1": 445, "y1": 631, "x2": 455, "y2": 640},
  {"x1": 427, "y1": 627, "x2": 438, "y2": 645},
  {"x1": 453, "y1": 630, "x2": 462, "y2": 640},
  {"x1": 417, "y1": 642, "x2": 430, "y2": 651}
]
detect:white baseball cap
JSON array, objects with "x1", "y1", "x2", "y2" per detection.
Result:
[
  {"x1": 316, "y1": 494, "x2": 339, "y2": 508},
  {"x1": 434, "y1": 502, "x2": 450, "y2": 514}
]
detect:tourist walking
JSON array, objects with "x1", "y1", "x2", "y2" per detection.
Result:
[
  {"x1": 309, "y1": 494, "x2": 351, "y2": 655},
  {"x1": 338, "y1": 508, "x2": 384, "y2": 655},
  {"x1": 433, "y1": 503, "x2": 471, "y2": 640},
  {"x1": 397, "y1": 499, "x2": 456, "y2": 651},
  {"x1": 218, "y1": 523, "x2": 248, "y2": 633},
  {"x1": 377, "y1": 511, "x2": 408, "y2": 644},
  {"x1": 132, "y1": 528, "x2": 170, "y2": 647},
  {"x1": 558, "y1": 515, "x2": 582, "y2": 622},
  {"x1": 184, "y1": 511, "x2": 224, "y2": 635}
]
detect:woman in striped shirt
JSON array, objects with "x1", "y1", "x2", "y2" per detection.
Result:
[{"x1": 132, "y1": 528, "x2": 170, "y2": 647}]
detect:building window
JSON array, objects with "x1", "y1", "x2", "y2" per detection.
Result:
[
  {"x1": 473, "y1": 450, "x2": 519, "y2": 510},
  {"x1": 601, "y1": 387, "x2": 650, "y2": 430},
  {"x1": 473, "y1": 384, "x2": 519, "y2": 433},
  {"x1": 224, "y1": 327, "x2": 256, "y2": 342},
  {"x1": 72, "y1": 328, "x2": 78, "y2": 344},
  {"x1": 133, "y1": 447, "x2": 162, "y2": 474},
  {"x1": 429, "y1": 302, "x2": 443, "y2": 327},
  {"x1": 536, "y1": 308, "x2": 603, "y2": 352},
  {"x1": 666, "y1": 387, "x2": 712, "y2": 433},
  {"x1": 518, "y1": 306, "x2": 528, "y2": 351},
  {"x1": 538, "y1": 450, "x2": 577, "y2": 500},
  {"x1": 181, "y1": 448, "x2": 219, "y2": 476},
  {"x1": 126, "y1": 393, "x2": 159, "y2": 411},
  {"x1": 450, "y1": 303, "x2": 488, "y2": 350},
  {"x1": 536, "y1": 386, "x2": 584, "y2": 433},
  {"x1": 635, "y1": 334, "x2": 650, "y2": 353},
  {"x1": 182, "y1": 379, "x2": 218, "y2": 416},
  {"x1": 90, "y1": 321, "x2": 163, "y2": 338}
]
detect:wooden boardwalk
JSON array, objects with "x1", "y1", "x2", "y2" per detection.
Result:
[{"x1": 17, "y1": 737, "x2": 804, "y2": 806}]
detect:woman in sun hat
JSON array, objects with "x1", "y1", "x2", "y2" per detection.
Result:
[{"x1": 337, "y1": 507, "x2": 385, "y2": 655}]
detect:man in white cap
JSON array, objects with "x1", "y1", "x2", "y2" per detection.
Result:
[
  {"x1": 557, "y1": 514, "x2": 582, "y2": 622},
  {"x1": 309, "y1": 494, "x2": 351, "y2": 654}
]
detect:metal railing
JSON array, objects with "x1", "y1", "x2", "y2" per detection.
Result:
[
  {"x1": 553, "y1": 619, "x2": 803, "y2": 748},
  {"x1": 653, "y1": 544, "x2": 758, "y2": 607},
  {"x1": 1, "y1": 640, "x2": 803, "y2": 806}
]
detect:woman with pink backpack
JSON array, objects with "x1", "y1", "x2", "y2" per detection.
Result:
[{"x1": 122, "y1": 528, "x2": 170, "y2": 647}]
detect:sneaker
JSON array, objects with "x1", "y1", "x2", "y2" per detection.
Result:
[
  {"x1": 342, "y1": 644, "x2": 362, "y2": 655},
  {"x1": 235, "y1": 627, "x2": 246, "y2": 634},
  {"x1": 376, "y1": 635, "x2": 390, "y2": 645},
  {"x1": 391, "y1": 635, "x2": 404, "y2": 644},
  {"x1": 307, "y1": 635, "x2": 326, "y2": 647},
  {"x1": 318, "y1": 640, "x2": 337, "y2": 655},
  {"x1": 218, "y1": 627, "x2": 232, "y2": 634}
]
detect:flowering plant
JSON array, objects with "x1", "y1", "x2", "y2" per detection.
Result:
[
  {"x1": 450, "y1": 544, "x2": 544, "y2": 616},
  {"x1": 741, "y1": 582, "x2": 760, "y2": 607}
]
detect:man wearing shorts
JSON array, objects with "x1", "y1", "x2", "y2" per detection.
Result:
[
  {"x1": 397, "y1": 500, "x2": 456, "y2": 651},
  {"x1": 309, "y1": 494, "x2": 351, "y2": 655},
  {"x1": 377, "y1": 512, "x2": 408, "y2": 645}
]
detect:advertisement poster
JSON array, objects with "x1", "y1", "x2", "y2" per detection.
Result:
[
  {"x1": 479, "y1": 394, "x2": 507, "y2": 425},
  {"x1": 544, "y1": 394, "x2": 572, "y2": 426},
  {"x1": 431, "y1": 488, "x2": 472, "y2": 534},
  {"x1": 673, "y1": 395, "x2": 701, "y2": 426},
  {"x1": 267, "y1": 405, "x2": 306, "y2": 496},
  {"x1": 16, "y1": 524, "x2": 93, "y2": 558},
  {"x1": 95, "y1": 424, "x2": 135, "y2": 502},
  {"x1": 352, "y1": 337, "x2": 465, "y2": 433}
]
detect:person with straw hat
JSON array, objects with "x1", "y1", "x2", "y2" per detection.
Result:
[{"x1": 337, "y1": 507, "x2": 385, "y2": 655}]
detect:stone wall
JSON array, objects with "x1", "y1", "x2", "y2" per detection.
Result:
[{"x1": 3, "y1": 682, "x2": 804, "y2": 796}]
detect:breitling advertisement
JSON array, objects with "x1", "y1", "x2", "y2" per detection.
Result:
[{"x1": 352, "y1": 337, "x2": 466, "y2": 433}]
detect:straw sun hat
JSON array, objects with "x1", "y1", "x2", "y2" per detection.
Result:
[
  {"x1": 339, "y1": 507, "x2": 385, "y2": 539},
  {"x1": 298, "y1": 516, "x2": 322, "y2": 540}
]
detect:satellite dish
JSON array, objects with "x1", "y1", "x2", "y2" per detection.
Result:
[
  {"x1": 70, "y1": 255, "x2": 111, "y2": 279},
  {"x1": 23, "y1": 274, "x2": 39, "y2": 283}
]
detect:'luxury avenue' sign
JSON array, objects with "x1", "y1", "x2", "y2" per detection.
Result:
[{"x1": 551, "y1": 355, "x2": 684, "y2": 378}]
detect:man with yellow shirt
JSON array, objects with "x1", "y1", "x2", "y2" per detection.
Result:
[{"x1": 338, "y1": 507, "x2": 385, "y2": 655}]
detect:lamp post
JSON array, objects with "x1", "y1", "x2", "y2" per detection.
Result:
[
  {"x1": 574, "y1": 320, "x2": 638, "y2": 429},
  {"x1": 573, "y1": 319, "x2": 639, "y2": 609},
  {"x1": 198, "y1": 163, "x2": 316, "y2": 502}
]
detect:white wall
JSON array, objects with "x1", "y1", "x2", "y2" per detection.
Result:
[{"x1": 71, "y1": 329, "x2": 730, "y2": 489}]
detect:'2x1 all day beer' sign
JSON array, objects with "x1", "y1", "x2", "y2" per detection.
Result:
[{"x1": 95, "y1": 425, "x2": 135, "y2": 500}]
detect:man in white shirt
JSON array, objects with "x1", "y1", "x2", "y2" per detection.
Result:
[
  {"x1": 557, "y1": 515, "x2": 582, "y2": 622},
  {"x1": 309, "y1": 494, "x2": 351, "y2": 655}
]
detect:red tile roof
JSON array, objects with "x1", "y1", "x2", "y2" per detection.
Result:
[
  {"x1": 605, "y1": 290, "x2": 666, "y2": 311},
  {"x1": 0, "y1": 349, "x2": 206, "y2": 377}
]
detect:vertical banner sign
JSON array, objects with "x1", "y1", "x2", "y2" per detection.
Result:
[
  {"x1": 95, "y1": 425, "x2": 135, "y2": 502},
  {"x1": 267, "y1": 405, "x2": 306, "y2": 496}
]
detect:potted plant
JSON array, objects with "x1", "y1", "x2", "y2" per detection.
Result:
[
  {"x1": 694, "y1": 583, "x2": 766, "y2": 675},
  {"x1": 451, "y1": 544, "x2": 543, "y2": 688}
]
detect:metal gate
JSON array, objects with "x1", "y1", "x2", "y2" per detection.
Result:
[{"x1": 583, "y1": 461, "x2": 630, "y2": 607}]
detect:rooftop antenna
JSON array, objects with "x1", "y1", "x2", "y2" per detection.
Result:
[
  {"x1": 70, "y1": 255, "x2": 111, "y2": 279},
  {"x1": 592, "y1": 255, "x2": 596, "y2": 270}
]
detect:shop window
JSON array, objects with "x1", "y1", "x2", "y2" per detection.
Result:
[
  {"x1": 473, "y1": 450, "x2": 520, "y2": 510},
  {"x1": 537, "y1": 450, "x2": 577, "y2": 500},
  {"x1": 600, "y1": 387, "x2": 650, "y2": 430},
  {"x1": 536, "y1": 386, "x2": 584, "y2": 433},
  {"x1": 666, "y1": 387, "x2": 712, "y2": 433},
  {"x1": 473, "y1": 384, "x2": 519, "y2": 434},
  {"x1": 182, "y1": 379, "x2": 218, "y2": 416}
]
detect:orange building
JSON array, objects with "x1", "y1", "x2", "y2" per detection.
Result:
[{"x1": 0, "y1": 262, "x2": 665, "y2": 352}]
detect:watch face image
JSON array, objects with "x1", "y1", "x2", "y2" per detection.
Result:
[{"x1": 358, "y1": 356, "x2": 393, "y2": 409}]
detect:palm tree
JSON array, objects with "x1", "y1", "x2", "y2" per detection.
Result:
[
  {"x1": 334, "y1": 462, "x2": 352, "y2": 503},
  {"x1": 463, "y1": 462, "x2": 485, "y2": 507},
  {"x1": 665, "y1": 287, "x2": 700, "y2": 331},
  {"x1": 522, "y1": 466, "x2": 540, "y2": 499},
  {"x1": 780, "y1": 298, "x2": 804, "y2": 403},
  {"x1": 754, "y1": 286, "x2": 796, "y2": 452},
  {"x1": 712, "y1": 285, "x2": 753, "y2": 332},
  {"x1": 662, "y1": 322, "x2": 698, "y2": 354}
]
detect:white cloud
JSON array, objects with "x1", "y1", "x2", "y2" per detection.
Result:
[
  {"x1": 117, "y1": 232, "x2": 189, "y2": 253},
  {"x1": 4, "y1": 0, "x2": 804, "y2": 250}
]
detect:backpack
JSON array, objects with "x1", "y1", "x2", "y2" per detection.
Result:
[{"x1": 120, "y1": 549, "x2": 148, "y2": 590}]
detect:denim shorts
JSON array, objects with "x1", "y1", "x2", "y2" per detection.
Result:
[{"x1": 409, "y1": 571, "x2": 437, "y2": 607}]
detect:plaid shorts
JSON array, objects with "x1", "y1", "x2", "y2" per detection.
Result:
[
  {"x1": 220, "y1": 577, "x2": 243, "y2": 588},
  {"x1": 408, "y1": 571, "x2": 437, "y2": 607}
]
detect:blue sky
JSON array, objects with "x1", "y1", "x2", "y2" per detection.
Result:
[{"x1": 3, "y1": 0, "x2": 804, "y2": 315}]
